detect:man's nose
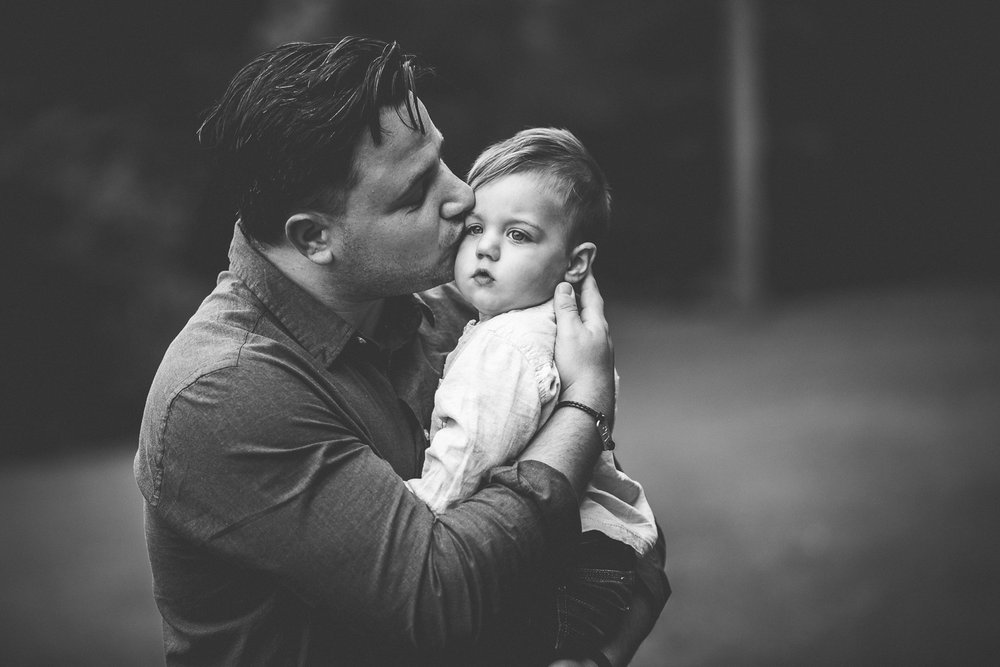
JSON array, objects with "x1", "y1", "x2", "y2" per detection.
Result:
[{"x1": 440, "y1": 166, "x2": 475, "y2": 221}]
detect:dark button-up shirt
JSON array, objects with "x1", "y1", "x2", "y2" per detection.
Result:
[{"x1": 135, "y1": 224, "x2": 586, "y2": 665}]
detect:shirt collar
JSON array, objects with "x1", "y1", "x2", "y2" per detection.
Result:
[{"x1": 227, "y1": 222, "x2": 430, "y2": 368}]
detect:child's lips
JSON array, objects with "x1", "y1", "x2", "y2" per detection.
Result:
[{"x1": 472, "y1": 269, "x2": 494, "y2": 286}]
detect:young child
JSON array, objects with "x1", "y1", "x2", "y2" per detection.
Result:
[{"x1": 406, "y1": 128, "x2": 658, "y2": 662}]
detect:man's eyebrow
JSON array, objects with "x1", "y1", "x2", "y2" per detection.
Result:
[
  {"x1": 396, "y1": 135, "x2": 442, "y2": 198},
  {"x1": 429, "y1": 132, "x2": 446, "y2": 169},
  {"x1": 416, "y1": 130, "x2": 444, "y2": 174}
]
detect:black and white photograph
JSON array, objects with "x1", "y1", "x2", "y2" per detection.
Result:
[{"x1": 1, "y1": 1, "x2": 998, "y2": 665}]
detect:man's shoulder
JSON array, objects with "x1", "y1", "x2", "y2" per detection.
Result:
[
  {"x1": 138, "y1": 274, "x2": 320, "y2": 450},
  {"x1": 151, "y1": 279, "x2": 267, "y2": 391},
  {"x1": 136, "y1": 280, "x2": 319, "y2": 507}
]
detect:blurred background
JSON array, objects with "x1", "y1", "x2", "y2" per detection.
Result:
[{"x1": 1, "y1": 1, "x2": 997, "y2": 664}]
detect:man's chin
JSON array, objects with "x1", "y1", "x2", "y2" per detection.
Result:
[{"x1": 408, "y1": 268, "x2": 454, "y2": 294}]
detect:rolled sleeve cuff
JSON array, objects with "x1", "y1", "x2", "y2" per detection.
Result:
[{"x1": 487, "y1": 460, "x2": 582, "y2": 558}]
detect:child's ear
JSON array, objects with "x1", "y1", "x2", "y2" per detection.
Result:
[
  {"x1": 285, "y1": 213, "x2": 339, "y2": 265},
  {"x1": 564, "y1": 242, "x2": 597, "y2": 284}
]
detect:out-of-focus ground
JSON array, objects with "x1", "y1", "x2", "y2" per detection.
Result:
[{"x1": 1, "y1": 283, "x2": 998, "y2": 666}]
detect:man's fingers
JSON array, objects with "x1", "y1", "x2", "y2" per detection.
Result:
[{"x1": 576, "y1": 274, "x2": 606, "y2": 325}]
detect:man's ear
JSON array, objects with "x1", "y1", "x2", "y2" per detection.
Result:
[
  {"x1": 564, "y1": 242, "x2": 597, "y2": 284},
  {"x1": 285, "y1": 213, "x2": 338, "y2": 265}
]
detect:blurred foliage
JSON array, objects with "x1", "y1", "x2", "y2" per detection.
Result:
[
  {"x1": 0, "y1": 109, "x2": 209, "y2": 449},
  {"x1": 0, "y1": 0, "x2": 996, "y2": 449}
]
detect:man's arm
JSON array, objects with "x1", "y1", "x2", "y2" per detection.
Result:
[
  {"x1": 148, "y1": 368, "x2": 580, "y2": 651},
  {"x1": 532, "y1": 277, "x2": 669, "y2": 665},
  {"x1": 141, "y1": 277, "x2": 615, "y2": 655}
]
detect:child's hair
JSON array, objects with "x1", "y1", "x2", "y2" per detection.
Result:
[{"x1": 466, "y1": 128, "x2": 611, "y2": 245}]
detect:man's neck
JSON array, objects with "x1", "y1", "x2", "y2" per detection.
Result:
[
  {"x1": 335, "y1": 298, "x2": 385, "y2": 339},
  {"x1": 263, "y1": 243, "x2": 385, "y2": 338}
]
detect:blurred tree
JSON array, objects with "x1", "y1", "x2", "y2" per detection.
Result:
[
  {"x1": 763, "y1": 1, "x2": 1000, "y2": 292},
  {"x1": 332, "y1": 0, "x2": 726, "y2": 296},
  {"x1": 1, "y1": 0, "x2": 996, "y2": 452},
  {"x1": 0, "y1": 109, "x2": 210, "y2": 450},
  {"x1": 0, "y1": 1, "x2": 268, "y2": 450},
  {"x1": 252, "y1": 0, "x2": 345, "y2": 48},
  {"x1": 725, "y1": 0, "x2": 767, "y2": 309}
]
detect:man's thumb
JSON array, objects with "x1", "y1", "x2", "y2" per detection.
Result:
[{"x1": 554, "y1": 282, "x2": 578, "y2": 318}]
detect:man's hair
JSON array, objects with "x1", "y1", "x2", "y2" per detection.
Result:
[
  {"x1": 198, "y1": 37, "x2": 429, "y2": 245},
  {"x1": 466, "y1": 127, "x2": 611, "y2": 246}
]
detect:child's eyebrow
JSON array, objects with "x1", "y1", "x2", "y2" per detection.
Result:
[{"x1": 508, "y1": 218, "x2": 545, "y2": 233}]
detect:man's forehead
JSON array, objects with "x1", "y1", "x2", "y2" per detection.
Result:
[{"x1": 355, "y1": 102, "x2": 441, "y2": 176}]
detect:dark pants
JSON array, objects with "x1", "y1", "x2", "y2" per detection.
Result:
[{"x1": 532, "y1": 530, "x2": 638, "y2": 662}]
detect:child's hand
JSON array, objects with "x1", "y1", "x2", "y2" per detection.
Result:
[{"x1": 553, "y1": 274, "x2": 615, "y2": 417}]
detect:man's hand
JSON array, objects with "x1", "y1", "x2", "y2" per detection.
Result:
[
  {"x1": 553, "y1": 275, "x2": 615, "y2": 417},
  {"x1": 518, "y1": 275, "x2": 614, "y2": 495}
]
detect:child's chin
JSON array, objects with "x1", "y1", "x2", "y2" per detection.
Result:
[{"x1": 473, "y1": 300, "x2": 508, "y2": 319}]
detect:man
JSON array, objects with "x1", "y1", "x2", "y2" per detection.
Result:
[{"x1": 136, "y1": 37, "x2": 667, "y2": 666}]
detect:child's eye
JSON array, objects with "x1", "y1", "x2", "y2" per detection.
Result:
[
  {"x1": 464, "y1": 224, "x2": 483, "y2": 235},
  {"x1": 507, "y1": 229, "x2": 529, "y2": 242}
]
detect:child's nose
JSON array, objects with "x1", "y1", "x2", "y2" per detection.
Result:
[{"x1": 476, "y1": 233, "x2": 500, "y2": 260}]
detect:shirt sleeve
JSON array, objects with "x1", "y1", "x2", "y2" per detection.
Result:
[
  {"x1": 147, "y1": 354, "x2": 580, "y2": 653},
  {"x1": 406, "y1": 327, "x2": 559, "y2": 513}
]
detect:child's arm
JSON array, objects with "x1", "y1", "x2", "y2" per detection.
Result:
[{"x1": 406, "y1": 326, "x2": 559, "y2": 513}]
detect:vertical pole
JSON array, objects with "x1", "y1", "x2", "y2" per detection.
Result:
[{"x1": 726, "y1": 0, "x2": 766, "y2": 309}]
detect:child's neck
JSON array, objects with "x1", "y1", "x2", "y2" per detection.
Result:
[{"x1": 476, "y1": 297, "x2": 554, "y2": 323}]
